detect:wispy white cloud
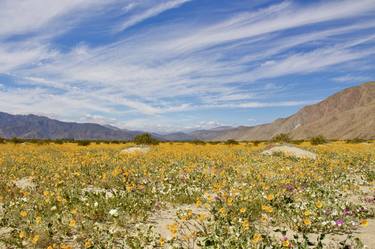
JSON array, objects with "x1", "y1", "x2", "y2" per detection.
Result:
[{"x1": 115, "y1": 0, "x2": 192, "y2": 32}]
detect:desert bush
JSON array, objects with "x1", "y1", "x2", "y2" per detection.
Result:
[
  {"x1": 272, "y1": 133, "x2": 291, "y2": 143},
  {"x1": 77, "y1": 140, "x2": 91, "y2": 146},
  {"x1": 190, "y1": 140, "x2": 206, "y2": 145},
  {"x1": 290, "y1": 140, "x2": 304, "y2": 145},
  {"x1": 310, "y1": 135, "x2": 327, "y2": 145},
  {"x1": 224, "y1": 139, "x2": 239, "y2": 145},
  {"x1": 208, "y1": 141, "x2": 220, "y2": 145},
  {"x1": 133, "y1": 133, "x2": 159, "y2": 145},
  {"x1": 54, "y1": 140, "x2": 64, "y2": 144},
  {"x1": 346, "y1": 138, "x2": 366, "y2": 144},
  {"x1": 0, "y1": 137, "x2": 5, "y2": 144},
  {"x1": 252, "y1": 140, "x2": 261, "y2": 146},
  {"x1": 10, "y1": 137, "x2": 23, "y2": 144}
]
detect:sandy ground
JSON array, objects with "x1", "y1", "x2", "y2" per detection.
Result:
[
  {"x1": 262, "y1": 145, "x2": 317, "y2": 159},
  {"x1": 119, "y1": 146, "x2": 151, "y2": 154}
]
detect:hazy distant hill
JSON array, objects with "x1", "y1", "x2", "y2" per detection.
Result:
[
  {"x1": 208, "y1": 82, "x2": 375, "y2": 140},
  {"x1": 0, "y1": 112, "x2": 141, "y2": 140}
]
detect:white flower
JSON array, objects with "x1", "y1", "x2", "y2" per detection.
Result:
[
  {"x1": 94, "y1": 202, "x2": 98, "y2": 207},
  {"x1": 109, "y1": 208, "x2": 118, "y2": 216},
  {"x1": 51, "y1": 206, "x2": 57, "y2": 211}
]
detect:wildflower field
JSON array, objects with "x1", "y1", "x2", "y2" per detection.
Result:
[{"x1": 0, "y1": 142, "x2": 374, "y2": 249}]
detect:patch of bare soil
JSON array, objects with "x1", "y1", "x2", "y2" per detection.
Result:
[{"x1": 262, "y1": 145, "x2": 317, "y2": 159}]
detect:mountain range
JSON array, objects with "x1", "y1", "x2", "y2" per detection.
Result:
[{"x1": 0, "y1": 82, "x2": 374, "y2": 141}]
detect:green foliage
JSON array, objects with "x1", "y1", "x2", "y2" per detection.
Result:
[
  {"x1": 290, "y1": 140, "x2": 304, "y2": 145},
  {"x1": 346, "y1": 138, "x2": 366, "y2": 144},
  {"x1": 224, "y1": 139, "x2": 239, "y2": 145},
  {"x1": 252, "y1": 141, "x2": 261, "y2": 146},
  {"x1": 133, "y1": 133, "x2": 159, "y2": 145},
  {"x1": 272, "y1": 133, "x2": 291, "y2": 143},
  {"x1": 77, "y1": 140, "x2": 91, "y2": 146},
  {"x1": 10, "y1": 137, "x2": 23, "y2": 144},
  {"x1": 310, "y1": 135, "x2": 327, "y2": 145},
  {"x1": 190, "y1": 140, "x2": 206, "y2": 145}
]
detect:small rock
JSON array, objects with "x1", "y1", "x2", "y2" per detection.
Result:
[{"x1": 14, "y1": 177, "x2": 36, "y2": 190}]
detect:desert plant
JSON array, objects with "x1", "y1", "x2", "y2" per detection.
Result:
[
  {"x1": 0, "y1": 137, "x2": 5, "y2": 144},
  {"x1": 77, "y1": 140, "x2": 91, "y2": 146},
  {"x1": 252, "y1": 141, "x2": 261, "y2": 146},
  {"x1": 310, "y1": 135, "x2": 327, "y2": 145},
  {"x1": 190, "y1": 140, "x2": 206, "y2": 145},
  {"x1": 224, "y1": 139, "x2": 239, "y2": 145},
  {"x1": 346, "y1": 138, "x2": 366, "y2": 144},
  {"x1": 10, "y1": 137, "x2": 23, "y2": 144},
  {"x1": 133, "y1": 133, "x2": 159, "y2": 145},
  {"x1": 272, "y1": 133, "x2": 291, "y2": 143}
]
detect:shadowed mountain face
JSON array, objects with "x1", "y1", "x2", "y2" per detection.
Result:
[
  {"x1": 0, "y1": 112, "x2": 141, "y2": 140},
  {"x1": 204, "y1": 82, "x2": 375, "y2": 140},
  {"x1": 0, "y1": 82, "x2": 374, "y2": 141}
]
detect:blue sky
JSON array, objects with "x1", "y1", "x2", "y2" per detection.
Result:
[{"x1": 0, "y1": 0, "x2": 374, "y2": 133}]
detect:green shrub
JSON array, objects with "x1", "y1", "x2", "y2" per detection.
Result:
[
  {"x1": 224, "y1": 139, "x2": 239, "y2": 145},
  {"x1": 10, "y1": 137, "x2": 23, "y2": 144},
  {"x1": 272, "y1": 133, "x2": 291, "y2": 143},
  {"x1": 77, "y1": 140, "x2": 91, "y2": 146},
  {"x1": 310, "y1": 135, "x2": 327, "y2": 145},
  {"x1": 54, "y1": 140, "x2": 64, "y2": 144},
  {"x1": 290, "y1": 140, "x2": 304, "y2": 145},
  {"x1": 190, "y1": 140, "x2": 206, "y2": 145},
  {"x1": 252, "y1": 141, "x2": 261, "y2": 146},
  {"x1": 346, "y1": 138, "x2": 366, "y2": 144},
  {"x1": 133, "y1": 133, "x2": 159, "y2": 145}
]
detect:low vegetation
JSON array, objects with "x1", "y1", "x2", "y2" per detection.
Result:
[
  {"x1": 0, "y1": 141, "x2": 373, "y2": 248},
  {"x1": 272, "y1": 133, "x2": 291, "y2": 143},
  {"x1": 310, "y1": 135, "x2": 328, "y2": 145},
  {"x1": 133, "y1": 133, "x2": 159, "y2": 145}
]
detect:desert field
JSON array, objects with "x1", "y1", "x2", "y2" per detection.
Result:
[{"x1": 0, "y1": 142, "x2": 374, "y2": 249}]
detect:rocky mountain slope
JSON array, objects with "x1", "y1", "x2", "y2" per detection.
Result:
[
  {"x1": 0, "y1": 112, "x2": 141, "y2": 140},
  {"x1": 209, "y1": 82, "x2": 375, "y2": 140}
]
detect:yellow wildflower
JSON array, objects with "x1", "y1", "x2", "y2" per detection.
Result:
[
  {"x1": 360, "y1": 219, "x2": 369, "y2": 227},
  {"x1": 266, "y1": 194, "x2": 274, "y2": 201},
  {"x1": 282, "y1": 239, "x2": 290, "y2": 247},
  {"x1": 240, "y1": 207, "x2": 246, "y2": 213},
  {"x1": 261, "y1": 205, "x2": 273, "y2": 213},
  {"x1": 242, "y1": 220, "x2": 250, "y2": 230},
  {"x1": 159, "y1": 237, "x2": 165, "y2": 246},
  {"x1": 19, "y1": 230, "x2": 26, "y2": 239},
  {"x1": 84, "y1": 240, "x2": 93, "y2": 248},
  {"x1": 69, "y1": 219, "x2": 77, "y2": 228},
  {"x1": 303, "y1": 218, "x2": 311, "y2": 226},
  {"x1": 32, "y1": 234, "x2": 40, "y2": 245},
  {"x1": 20, "y1": 210, "x2": 28, "y2": 218},
  {"x1": 315, "y1": 201, "x2": 323, "y2": 209},
  {"x1": 252, "y1": 233, "x2": 262, "y2": 244}
]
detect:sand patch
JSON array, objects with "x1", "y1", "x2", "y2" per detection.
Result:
[
  {"x1": 120, "y1": 146, "x2": 151, "y2": 154},
  {"x1": 262, "y1": 145, "x2": 317, "y2": 159},
  {"x1": 147, "y1": 204, "x2": 210, "y2": 248}
]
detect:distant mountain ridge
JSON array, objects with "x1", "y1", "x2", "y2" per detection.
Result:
[
  {"x1": 0, "y1": 112, "x2": 141, "y2": 140},
  {"x1": 0, "y1": 82, "x2": 374, "y2": 141},
  {"x1": 192, "y1": 82, "x2": 375, "y2": 140}
]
